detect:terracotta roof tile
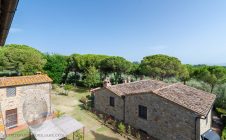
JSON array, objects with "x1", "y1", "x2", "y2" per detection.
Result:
[
  {"x1": 0, "y1": 74, "x2": 52, "y2": 88},
  {"x1": 155, "y1": 83, "x2": 216, "y2": 116},
  {"x1": 106, "y1": 80, "x2": 169, "y2": 96},
  {"x1": 97, "y1": 80, "x2": 216, "y2": 117}
]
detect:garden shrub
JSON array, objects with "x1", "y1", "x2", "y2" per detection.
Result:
[
  {"x1": 216, "y1": 108, "x2": 226, "y2": 116},
  {"x1": 222, "y1": 127, "x2": 226, "y2": 140},
  {"x1": 64, "y1": 84, "x2": 74, "y2": 91},
  {"x1": 117, "y1": 122, "x2": 126, "y2": 134},
  {"x1": 75, "y1": 131, "x2": 83, "y2": 140}
]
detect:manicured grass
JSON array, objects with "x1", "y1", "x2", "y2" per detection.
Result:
[{"x1": 51, "y1": 87, "x2": 125, "y2": 140}]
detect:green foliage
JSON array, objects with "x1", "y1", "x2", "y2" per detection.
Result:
[
  {"x1": 179, "y1": 65, "x2": 190, "y2": 84},
  {"x1": 0, "y1": 70, "x2": 18, "y2": 77},
  {"x1": 140, "y1": 54, "x2": 182, "y2": 80},
  {"x1": 222, "y1": 127, "x2": 226, "y2": 140},
  {"x1": 216, "y1": 108, "x2": 226, "y2": 115},
  {"x1": 83, "y1": 66, "x2": 101, "y2": 88},
  {"x1": 186, "y1": 79, "x2": 210, "y2": 92},
  {"x1": 117, "y1": 122, "x2": 126, "y2": 134},
  {"x1": 68, "y1": 54, "x2": 109, "y2": 72},
  {"x1": 0, "y1": 44, "x2": 46, "y2": 75},
  {"x1": 75, "y1": 131, "x2": 83, "y2": 140},
  {"x1": 64, "y1": 84, "x2": 74, "y2": 91},
  {"x1": 43, "y1": 54, "x2": 67, "y2": 83},
  {"x1": 55, "y1": 110, "x2": 65, "y2": 118},
  {"x1": 129, "y1": 62, "x2": 142, "y2": 80},
  {"x1": 100, "y1": 56, "x2": 131, "y2": 83},
  {"x1": 193, "y1": 66, "x2": 226, "y2": 92},
  {"x1": 64, "y1": 72, "x2": 81, "y2": 84},
  {"x1": 214, "y1": 84, "x2": 226, "y2": 109}
]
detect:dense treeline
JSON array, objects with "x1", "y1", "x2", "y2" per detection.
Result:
[{"x1": 1, "y1": 44, "x2": 226, "y2": 109}]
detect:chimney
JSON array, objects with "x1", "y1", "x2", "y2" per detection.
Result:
[
  {"x1": 103, "y1": 78, "x2": 111, "y2": 87},
  {"x1": 36, "y1": 71, "x2": 42, "y2": 75},
  {"x1": 127, "y1": 77, "x2": 131, "y2": 83}
]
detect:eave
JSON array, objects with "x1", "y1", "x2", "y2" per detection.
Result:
[{"x1": 0, "y1": 0, "x2": 19, "y2": 46}]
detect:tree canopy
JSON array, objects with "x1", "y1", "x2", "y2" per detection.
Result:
[
  {"x1": 0, "y1": 44, "x2": 46, "y2": 75},
  {"x1": 140, "y1": 54, "x2": 183, "y2": 80},
  {"x1": 43, "y1": 54, "x2": 68, "y2": 83},
  {"x1": 68, "y1": 54, "x2": 109, "y2": 73},
  {"x1": 100, "y1": 56, "x2": 131, "y2": 83},
  {"x1": 83, "y1": 66, "x2": 101, "y2": 88},
  {"x1": 193, "y1": 66, "x2": 226, "y2": 92}
]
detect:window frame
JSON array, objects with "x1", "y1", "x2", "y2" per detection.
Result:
[
  {"x1": 6, "y1": 87, "x2": 16, "y2": 97},
  {"x1": 109, "y1": 96, "x2": 115, "y2": 107},
  {"x1": 138, "y1": 105, "x2": 147, "y2": 120}
]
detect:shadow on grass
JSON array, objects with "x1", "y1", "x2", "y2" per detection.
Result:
[{"x1": 90, "y1": 130, "x2": 120, "y2": 140}]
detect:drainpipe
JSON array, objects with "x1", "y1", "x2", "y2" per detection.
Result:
[{"x1": 122, "y1": 96, "x2": 125, "y2": 122}]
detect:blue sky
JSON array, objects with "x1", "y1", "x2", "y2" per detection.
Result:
[{"x1": 6, "y1": 0, "x2": 226, "y2": 65}]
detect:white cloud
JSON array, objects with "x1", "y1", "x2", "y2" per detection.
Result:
[{"x1": 9, "y1": 28, "x2": 23, "y2": 33}]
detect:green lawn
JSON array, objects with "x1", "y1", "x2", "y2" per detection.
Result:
[
  {"x1": 6, "y1": 129, "x2": 30, "y2": 140},
  {"x1": 52, "y1": 87, "x2": 125, "y2": 140},
  {"x1": 6, "y1": 87, "x2": 125, "y2": 140}
]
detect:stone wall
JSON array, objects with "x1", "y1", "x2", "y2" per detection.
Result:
[
  {"x1": 125, "y1": 93, "x2": 198, "y2": 140},
  {"x1": 94, "y1": 88, "x2": 124, "y2": 121},
  {"x1": 197, "y1": 108, "x2": 212, "y2": 140},
  {"x1": 94, "y1": 89, "x2": 213, "y2": 140},
  {"x1": 0, "y1": 83, "x2": 51, "y2": 127}
]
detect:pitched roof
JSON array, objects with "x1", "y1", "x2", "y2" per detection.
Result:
[
  {"x1": 95, "y1": 79, "x2": 216, "y2": 117},
  {"x1": 0, "y1": 74, "x2": 52, "y2": 88},
  {"x1": 107, "y1": 80, "x2": 169, "y2": 96},
  {"x1": 154, "y1": 83, "x2": 216, "y2": 116}
]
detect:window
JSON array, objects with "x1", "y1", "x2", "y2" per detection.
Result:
[
  {"x1": 6, "y1": 109, "x2": 17, "y2": 128},
  {"x1": 109, "y1": 97, "x2": 115, "y2": 107},
  {"x1": 138, "y1": 105, "x2": 147, "y2": 119},
  {"x1": 7, "y1": 87, "x2": 16, "y2": 97}
]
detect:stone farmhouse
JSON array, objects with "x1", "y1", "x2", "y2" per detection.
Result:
[
  {"x1": 92, "y1": 79, "x2": 216, "y2": 140},
  {"x1": 0, "y1": 74, "x2": 52, "y2": 134}
]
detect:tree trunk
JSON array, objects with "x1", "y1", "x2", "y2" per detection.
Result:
[{"x1": 210, "y1": 85, "x2": 214, "y2": 93}]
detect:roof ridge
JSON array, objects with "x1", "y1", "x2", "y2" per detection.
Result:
[
  {"x1": 110, "y1": 79, "x2": 163, "y2": 87},
  {"x1": 0, "y1": 74, "x2": 48, "y2": 79},
  {"x1": 153, "y1": 82, "x2": 180, "y2": 93}
]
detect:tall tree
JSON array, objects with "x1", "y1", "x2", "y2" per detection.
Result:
[
  {"x1": 83, "y1": 66, "x2": 101, "y2": 88},
  {"x1": 130, "y1": 62, "x2": 142, "y2": 80},
  {"x1": 69, "y1": 54, "x2": 109, "y2": 73},
  {"x1": 140, "y1": 54, "x2": 182, "y2": 80},
  {"x1": 100, "y1": 56, "x2": 131, "y2": 83},
  {"x1": 194, "y1": 66, "x2": 226, "y2": 93},
  {"x1": 43, "y1": 54, "x2": 67, "y2": 83},
  {"x1": 179, "y1": 65, "x2": 190, "y2": 85},
  {"x1": 0, "y1": 44, "x2": 46, "y2": 75}
]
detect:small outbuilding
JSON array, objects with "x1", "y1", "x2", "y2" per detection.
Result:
[{"x1": 29, "y1": 116, "x2": 85, "y2": 140}]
